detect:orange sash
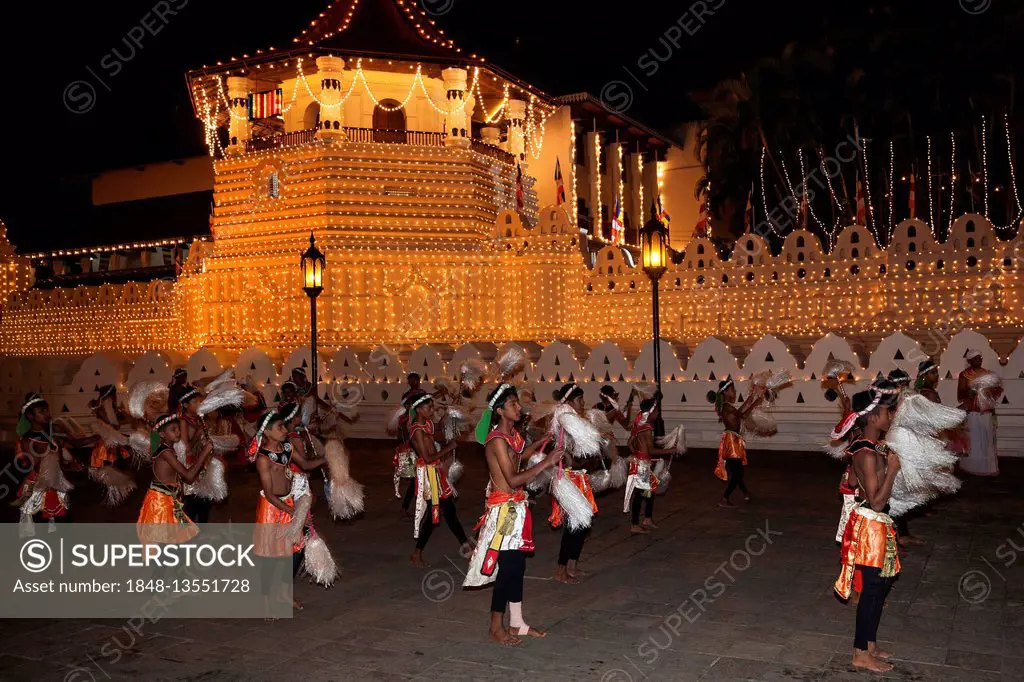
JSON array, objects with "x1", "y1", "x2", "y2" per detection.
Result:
[
  {"x1": 548, "y1": 469, "x2": 598, "y2": 528},
  {"x1": 834, "y1": 506, "x2": 901, "y2": 599},
  {"x1": 254, "y1": 494, "x2": 305, "y2": 557},
  {"x1": 136, "y1": 482, "x2": 198, "y2": 545},
  {"x1": 714, "y1": 431, "x2": 747, "y2": 481}
]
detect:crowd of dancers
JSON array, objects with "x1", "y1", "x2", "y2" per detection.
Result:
[{"x1": 9, "y1": 346, "x2": 1004, "y2": 659}]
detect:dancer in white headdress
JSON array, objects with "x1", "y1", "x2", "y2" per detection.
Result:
[
  {"x1": 623, "y1": 397, "x2": 681, "y2": 534},
  {"x1": 464, "y1": 383, "x2": 561, "y2": 646}
]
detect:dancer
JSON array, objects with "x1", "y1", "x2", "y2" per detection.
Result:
[
  {"x1": 389, "y1": 391, "x2": 422, "y2": 516},
  {"x1": 915, "y1": 359, "x2": 941, "y2": 404},
  {"x1": 167, "y1": 368, "x2": 190, "y2": 412},
  {"x1": 402, "y1": 372, "x2": 423, "y2": 403},
  {"x1": 957, "y1": 349, "x2": 1002, "y2": 476},
  {"x1": 407, "y1": 393, "x2": 473, "y2": 568},
  {"x1": 711, "y1": 378, "x2": 765, "y2": 507},
  {"x1": 595, "y1": 385, "x2": 636, "y2": 429},
  {"x1": 279, "y1": 403, "x2": 341, "y2": 585},
  {"x1": 15, "y1": 394, "x2": 95, "y2": 534},
  {"x1": 623, "y1": 398, "x2": 675, "y2": 534},
  {"x1": 550, "y1": 382, "x2": 599, "y2": 584},
  {"x1": 250, "y1": 410, "x2": 322, "y2": 615},
  {"x1": 890, "y1": 368, "x2": 923, "y2": 547},
  {"x1": 832, "y1": 389, "x2": 901, "y2": 673},
  {"x1": 87, "y1": 385, "x2": 136, "y2": 506},
  {"x1": 465, "y1": 383, "x2": 561, "y2": 646},
  {"x1": 137, "y1": 413, "x2": 214, "y2": 545},
  {"x1": 280, "y1": 380, "x2": 299, "y2": 405},
  {"x1": 177, "y1": 385, "x2": 214, "y2": 524},
  {"x1": 88, "y1": 385, "x2": 130, "y2": 468},
  {"x1": 887, "y1": 368, "x2": 911, "y2": 391},
  {"x1": 292, "y1": 367, "x2": 355, "y2": 440}
]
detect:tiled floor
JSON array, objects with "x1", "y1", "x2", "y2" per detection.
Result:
[{"x1": 1, "y1": 441, "x2": 1022, "y2": 681}]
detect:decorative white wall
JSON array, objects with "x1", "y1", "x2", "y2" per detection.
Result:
[{"x1": 4, "y1": 332, "x2": 1020, "y2": 458}]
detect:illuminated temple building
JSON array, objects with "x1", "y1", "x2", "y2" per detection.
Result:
[{"x1": 0, "y1": 0, "x2": 1021, "y2": 453}]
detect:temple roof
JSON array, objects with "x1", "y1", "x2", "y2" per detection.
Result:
[
  {"x1": 557, "y1": 92, "x2": 680, "y2": 152},
  {"x1": 293, "y1": 0, "x2": 476, "y2": 63}
]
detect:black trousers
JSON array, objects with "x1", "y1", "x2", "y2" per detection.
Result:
[
  {"x1": 631, "y1": 491, "x2": 655, "y2": 524},
  {"x1": 854, "y1": 565, "x2": 894, "y2": 650},
  {"x1": 183, "y1": 496, "x2": 212, "y2": 524},
  {"x1": 558, "y1": 526, "x2": 588, "y2": 566},
  {"x1": 401, "y1": 478, "x2": 415, "y2": 510},
  {"x1": 490, "y1": 550, "x2": 526, "y2": 614},
  {"x1": 260, "y1": 549, "x2": 306, "y2": 596},
  {"x1": 723, "y1": 459, "x2": 748, "y2": 499},
  {"x1": 415, "y1": 497, "x2": 468, "y2": 549}
]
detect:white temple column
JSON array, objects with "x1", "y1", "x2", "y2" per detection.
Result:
[
  {"x1": 586, "y1": 131, "x2": 602, "y2": 231},
  {"x1": 643, "y1": 159, "x2": 659, "y2": 213},
  {"x1": 226, "y1": 76, "x2": 252, "y2": 156},
  {"x1": 442, "y1": 67, "x2": 470, "y2": 148},
  {"x1": 607, "y1": 142, "x2": 622, "y2": 219},
  {"x1": 628, "y1": 151, "x2": 644, "y2": 229},
  {"x1": 506, "y1": 99, "x2": 527, "y2": 161},
  {"x1": 315, "y1": 56, "x2": 346, "y2": 139}
]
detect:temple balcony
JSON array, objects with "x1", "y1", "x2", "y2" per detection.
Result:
[{"x1": 242, "y1": 126, "x2": 514, "y2": 165}]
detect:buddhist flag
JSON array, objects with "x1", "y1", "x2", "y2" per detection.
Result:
[
  {"x1": 247, "y1": 88, "x2": 283, "y2": 120},
  {"x1": 855, "y1": 174, "x2": 866, "y2": 225},
  {"x1": 555, "y1": 158, "x2": 566, "y2": 206},
  {"x1": 611, "y1": 197, "x2": 624, "y2": 245},
  {"x1": 908, "y1": 172, "x2": 916, "y2": 219},
  {"x1": 743, "y1": 193, "x2": 752, "y2": 233},
  {"x1": 516, "y1": 164, "x2": 524, "y2": 211},
  {"x1": 656, "y1": 194, "x2": 671, "y2": 226},
  {"x1": 694, "y1": 194, "x2": 709, "y2": 238}
]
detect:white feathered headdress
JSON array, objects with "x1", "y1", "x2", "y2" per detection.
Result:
[
  {"x1": 885, "y1": 393, "x2": 965, "y2": 517},
  {"x1": 548, "y1": 404, "x2": 602, "y2": 458}
]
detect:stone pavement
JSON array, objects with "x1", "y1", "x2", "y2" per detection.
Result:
[{"x1": 1, "y1": 441, "x2": 1023, "y2": 681}]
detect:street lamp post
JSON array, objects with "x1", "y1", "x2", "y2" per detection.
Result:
[
  {"x1": 301, "y1": 232, "x2": 326, "y2": 399},
  {"x1": 641, "y1": 204, "x2": 669, "y2": 437}
]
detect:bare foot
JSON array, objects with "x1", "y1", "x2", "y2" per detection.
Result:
[
  {"x1": 630, "y1": 524, "x2": 651, "y2": 535},
  {"x1": 743, "y1": 495, "x2": 752, "y2": 503},
  {"x1": 718, "y1": 500, "x2": 734, "y2": 508},
  {"x1": 553, "y1": 569, "x2": 579, "y2": 585},
  {"x1": 409, "y1": 553, "x2": 431, "y2": 568},
  {"x1": 568, "y1": 568, "x2": 589, "y2": 579},
  {"x1": 489, "y1": 628, "x2": 522, "y2": 646},
  {"x1": 868, "y1": 643, "x2": 893, "y2": 659},
  {"x1": 852, "y1": 649, "x2": 893, "y2": 672},
  {"x1": 641, "y1": 519, "x2": 658, "y2": 530},
  {"x1": 293, "y1": 599, "x2": 303, "y2": 611}
]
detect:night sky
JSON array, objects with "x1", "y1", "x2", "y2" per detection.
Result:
[{"x1": 0, "y1": 0, "x2": 1018, "y2": 249}]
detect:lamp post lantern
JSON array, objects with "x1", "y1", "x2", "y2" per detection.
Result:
[
  {"x1": 301, "y1": 232, "x2": 326, "y2": 398},
  {"x1": 641, "y1": 204, "x2": 669, "y2": 437}
]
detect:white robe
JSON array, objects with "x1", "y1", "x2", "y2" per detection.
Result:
[{"x1": 961, "y1": 412, "x2": 998, "y2": 476}]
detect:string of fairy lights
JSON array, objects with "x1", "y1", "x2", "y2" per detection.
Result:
[
  {"x1": 3, "y1": 196, "x2": 1020, "y2": 355},
  {"x1": 197, "y1": 59, "x2": 554, "y2": 160},
  {"x1": 758, "y1": 116, "x2": 1024, "y2": 246}
]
